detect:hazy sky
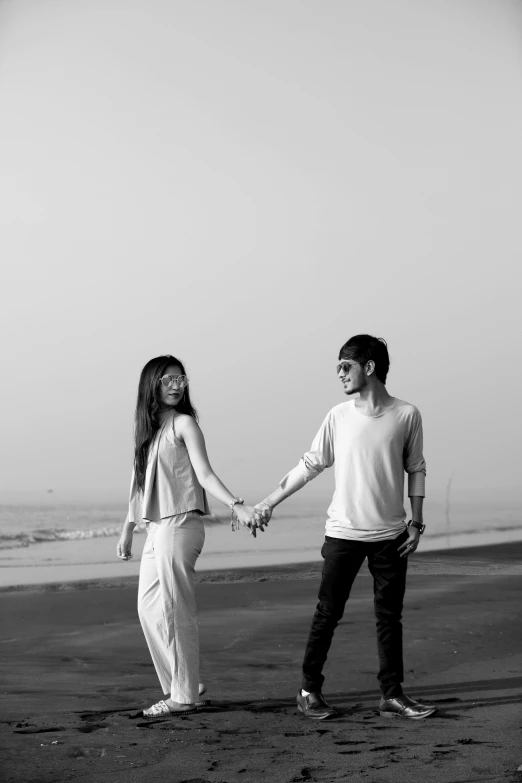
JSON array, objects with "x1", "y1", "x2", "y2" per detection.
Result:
[{"x1": 1, "y1": 0, "x2": 521, "y2": 506}]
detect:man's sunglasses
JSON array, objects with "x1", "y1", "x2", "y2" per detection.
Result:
[{"x1": 336, "y1": 360, "x2": 359, "y2": 375}]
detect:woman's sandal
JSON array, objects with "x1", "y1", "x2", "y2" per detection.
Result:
[
  {"x1": 142, "y1": 700, "x2": 198, "y2": 717},
  {"x1": 142, "y1": 684, "x2": 211, "y2": 717}
]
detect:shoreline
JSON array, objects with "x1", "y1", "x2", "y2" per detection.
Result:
[
  {"x1": 1, "y1": 539, "x2": 521, "y2": 594},
  {"x1": 2, "y1": 507, "x2": 521, "y2": 590}
]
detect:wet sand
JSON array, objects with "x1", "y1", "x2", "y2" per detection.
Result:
[{"x1": 1, "y1": 543, "x2": 521, "y2": 782}]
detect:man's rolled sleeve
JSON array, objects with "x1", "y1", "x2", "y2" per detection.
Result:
[
  {"x1": 407, "y1": 470, "x2": 425, "y2": 497},
  {"x1": 279, "y1": 413, "x2": 335, "y2": 495},
  {"x1": 404, "y1": 409, "x2": 426, "y2": 497}
]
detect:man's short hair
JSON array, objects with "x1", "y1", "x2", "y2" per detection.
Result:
[{"x1": 338, "y1": 334, "x2": 390, "y2": 384}]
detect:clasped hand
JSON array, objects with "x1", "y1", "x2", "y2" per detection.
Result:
[{"x1": 233, "y1": 502, "x2": 273, "y2": 538}]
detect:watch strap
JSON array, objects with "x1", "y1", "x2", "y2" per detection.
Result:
[{"x1": 407, "y1": 519, "x2": 425, "y2": 534}]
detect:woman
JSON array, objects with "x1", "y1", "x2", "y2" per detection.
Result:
[{"x1": 117, "y1": 355, "x2": 257, "y2": 717}]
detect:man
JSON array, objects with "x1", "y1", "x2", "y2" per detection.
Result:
[{"x1": 254, "y1": 334, "x2": 436, "y2": 720}]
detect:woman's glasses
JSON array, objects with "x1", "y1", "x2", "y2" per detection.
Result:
[{"x1": 159, "y1": 374, "x2": 188, "y2": 390}]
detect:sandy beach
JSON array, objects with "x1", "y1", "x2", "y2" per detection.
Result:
[{"x1": 1, "y1": 542, "x2": 521, "y2": 783}]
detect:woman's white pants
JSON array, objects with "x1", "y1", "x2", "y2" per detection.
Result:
[{"x1": 138, "y1": 512, "x2": 205, "y2": 703}]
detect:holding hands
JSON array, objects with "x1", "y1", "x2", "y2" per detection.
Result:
[
  {"x1": 230, "y1": 500, "x2": 273, "y2": 538},
  {"x1": 253, "y1": 501, "x2": 272, "y2": 530},
  {"x1": 231, "y1": 502, "x2": 258, "y2": 536}
]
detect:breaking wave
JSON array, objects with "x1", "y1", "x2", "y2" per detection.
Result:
[{"x1": 0, "y1": 515, "x2": 226, "y2": 550}]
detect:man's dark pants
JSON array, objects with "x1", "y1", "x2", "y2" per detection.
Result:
[{"x1": 302, "y1": 530, "x2": 409, "y2": 699}]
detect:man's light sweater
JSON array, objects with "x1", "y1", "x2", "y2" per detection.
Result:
[{"x1": 279, "y1": 398, "x2": 426, "y2": 542}]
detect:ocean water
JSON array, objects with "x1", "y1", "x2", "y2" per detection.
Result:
[
  {"x1": 1, "y1": 494, "x2": 521, "y2": 588},
  {"x1": 1, "y1": 495, "x2": 521, "y2": 554}
]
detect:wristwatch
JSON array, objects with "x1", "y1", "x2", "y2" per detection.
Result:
[{"x1": 407, "y1": 519, "x2": 425, "y2": 534}]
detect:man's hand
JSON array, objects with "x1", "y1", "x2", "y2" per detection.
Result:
[
  {"x1": 398, "y1": 526, "x2": 420, "y2": 558},
  {"x1": 253, "y1": 502, "x2": 272, "y2": 531}
]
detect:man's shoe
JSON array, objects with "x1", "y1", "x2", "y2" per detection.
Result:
[
  {"x1": 379, "y1": 693, "x2": 437, "y2": 720},
  {"x1": 406, "y1": 694, "x2": 437, "y2": 710},
  {"x1": 296, "y1": 691, "x2": 336, "y2": 720}
]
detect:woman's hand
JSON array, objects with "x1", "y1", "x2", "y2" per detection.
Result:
[
  {"x1": 117, "y1": 526, "x2": 134, "y2": 561},
  {"x1": 234, "y1": 504, "x2": 261, "y2": 537}
]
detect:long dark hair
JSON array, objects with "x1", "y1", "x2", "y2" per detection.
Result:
[{"x1": 134, "y1": 355, "x2": 198, "y2": 493}]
